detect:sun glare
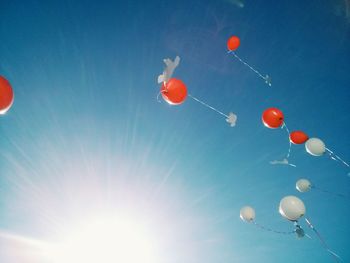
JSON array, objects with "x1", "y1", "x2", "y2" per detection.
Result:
[{"x1": 50, "y1": 217, "x2": 158, "y2": 263}]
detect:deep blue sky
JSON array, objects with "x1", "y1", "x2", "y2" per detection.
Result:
[{"x1": 0, "y1": 0, "x2": 349, "y2": 262}]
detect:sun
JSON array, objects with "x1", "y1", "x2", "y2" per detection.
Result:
[{"x1": 50, "y1": 216, "x2": 158, "y2": 263}]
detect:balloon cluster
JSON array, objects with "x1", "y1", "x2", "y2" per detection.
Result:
[
  {"x1": 240, "y1": 196, "x2": 306, "y2": 224},
  {"x1": 262, "y1": 107, "x2": 349, "y2": 169},
  {"x1": 0, "y1": 28, "x2": 347, "y2": 263},
  {"x1": 240, "y1": 196, "x2": 341, "y2": 261},
  {"x1": 156, "y1": 35, "x2": 348, "y2": 262},
  {"x1": 229, "y1": 37, "x2": 347, "y2": 261},
  {"x1": 240, "y1": 196, "x2": 305, "y2": 237}
]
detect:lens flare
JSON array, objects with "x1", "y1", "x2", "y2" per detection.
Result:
[{"x1": 49, "y1": 216, "x2": 158, "y2": 263}]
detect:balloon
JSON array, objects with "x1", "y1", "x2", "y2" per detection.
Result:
[
  {"x1": 262, "y1": 107, "x2": 284, "y2": 128},
  {"x1": 240, "y1": 206, "x2": 255, "y2": 222},
  {"x1": 290, "y1": 130, "x2": 309, "y2": 144},
  {"x1": 160, "y1": 78, "x2": 187, "y2": 105},
  {"x1": 279, "y1": 196, "x2": 306, "y2": 221},
  {"x1": 227, "y1": 36, "x2": 240, "y2": 51},
  {"x1": 0, "y1": 76, "x2": 14, "y2": 114},
  {"x1": 305, "y1": 138, "x2": 326, "y2": 156},
  {"x1": 296, "y1": 179, "x2": 311, "y2": 193}
]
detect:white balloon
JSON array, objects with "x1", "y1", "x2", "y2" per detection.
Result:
[
  {"x1": 279, "y1": 196, "x2": 306, "y2": 221},
  {"x1": 305, "y1": 138, "x2": 326, "y2": 156},
  {"x1": 240, "y1": 206, "x2": 255, "y2": 222},
  {"x1": 296, "y1": 179, "x2": 311, "y2": 193}
]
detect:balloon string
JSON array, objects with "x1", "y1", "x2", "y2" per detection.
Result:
[
  {"x1": 229, "y1": 51, "x2": 264, "y2": 79},
  {"x1": 269, "y1": 121, "x2": 296, "y2": 167},
  {"x1": 312, "y1": 186, "x2": 350, "y2": 199},
  {"x1": 156, "y1": 91, "x2": 163, "y2": 103},
  {"x1": 282, "y1": 122, "x2": 292, "y2": 159},
  {"x1": 188, "y1": 94, "x2": 229, "y2": 118},
  {"x1": 228, "y1": 51, "x2": 271, "y2": 86},
  {"x1": 157, "y1": 82, "x2": 168, "y2": 103},
  {"x1": 269, "y1": 159, "x2": 296, "y2": 167},
  {"x1": 252, "y1": 221, "x2": 295, "y2": 235},
  {"x1": 304, "y1": 218, "x2": 342, "y2": 262},
  {"x1": 326, "y1": 148, "x2": 350, "y2": 168}
]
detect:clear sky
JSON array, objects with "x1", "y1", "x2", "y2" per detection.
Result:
[{"x1": 0, "y1": 0, "x2": 349, "y2": 262}]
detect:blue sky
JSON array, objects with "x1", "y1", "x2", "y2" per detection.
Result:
[{"x1": 0, "y1": 0, "x2": 349, "y2": 262}]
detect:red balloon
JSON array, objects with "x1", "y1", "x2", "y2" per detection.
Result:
[
  {"x1": 290, "y1": 131, "x2": 309, "y2": 144},
  {"x1": 227, "y1": 36, "x2": 240, "y2": 51},
  {"x1": 0, "y1": 76, "x2": 14, "y2": 114},
  {"x1": 262, "y1": 107, "x2": 284, "y2": 129},
  {"x1": 161, "y1": 78, "x2": 187, "y2": 105}
]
